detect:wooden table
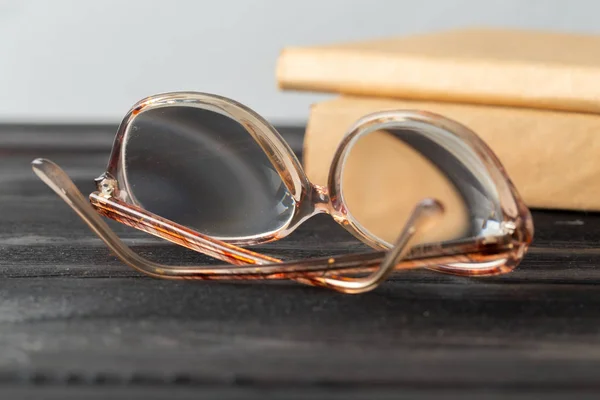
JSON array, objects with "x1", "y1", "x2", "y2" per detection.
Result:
[{"x1": 1, "y1": 125, "x2": 600, "y2": 399}]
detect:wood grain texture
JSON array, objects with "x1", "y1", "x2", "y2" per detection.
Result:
[{"x1": 1, "y1": 124, "x2": 600, "y2": 399}]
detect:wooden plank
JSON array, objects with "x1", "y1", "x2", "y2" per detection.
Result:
[{"x1": 1, "y1": 124, "x2": 599, "y2": 398}]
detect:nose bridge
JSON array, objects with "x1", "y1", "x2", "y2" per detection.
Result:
[{"x1": 311, "y1": 183, "x2": 332, "y2": 214}]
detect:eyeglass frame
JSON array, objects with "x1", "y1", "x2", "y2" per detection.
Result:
[{"x1": 32, "y1": 91, "x2": 534, "y2": 294}]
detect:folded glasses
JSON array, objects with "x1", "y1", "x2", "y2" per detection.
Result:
[{"x1": 32, "y1": 92, "x2": 533, "y2": 294}]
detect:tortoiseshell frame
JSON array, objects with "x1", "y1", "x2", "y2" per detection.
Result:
[{"x1": 32, "y1": 92, "x2": 534, "y2": 294}]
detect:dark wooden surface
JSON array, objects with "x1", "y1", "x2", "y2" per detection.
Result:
[{"x1": 2, "y1": 124, "x2": 600, "y2": 399}]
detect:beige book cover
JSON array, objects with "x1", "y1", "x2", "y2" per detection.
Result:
[{"x1": 278, "y1": 28, "x2": 600, "y2": 114}]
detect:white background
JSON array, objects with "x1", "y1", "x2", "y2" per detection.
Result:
[{"x1": 0, "y1": 0, "x2": 599, "y2": 124}]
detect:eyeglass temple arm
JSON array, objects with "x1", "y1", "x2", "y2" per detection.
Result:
[
  {"x1": 31, "y1": 158, "x2": 442, "y2": 293},
  {"x1": 90, "y1": 188, "x2": 443, "y2": 293},
  {"x1": 88, "y1": 192, "x2": 280, "y2": 266},
  {"x1": 305, "y1": 200, "x2": 443, "y2": 293}
]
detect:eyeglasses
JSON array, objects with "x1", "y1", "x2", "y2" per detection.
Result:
[{"x1": 32, "y1": 92, "x2": 533, "y2": 294}]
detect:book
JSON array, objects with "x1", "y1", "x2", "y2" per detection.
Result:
[
  {"x1": 304, "y1": 96, "x2": 600, "y2": 213},
  {"x1": 277, "y1": 26, "x2": 600, "y2": 239},
  {"x1": 277, "y1": 28, "x2": 600, "y2": 114}
]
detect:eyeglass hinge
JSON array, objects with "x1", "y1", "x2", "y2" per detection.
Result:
[{"x1": 94, "y1": 173, "x2": 119, "y2": 198}]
